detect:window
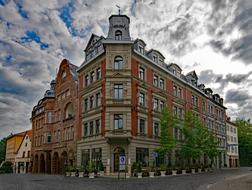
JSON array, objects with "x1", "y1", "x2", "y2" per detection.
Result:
[
  {"x1": 153, "y1": 75, "x2": 158, "y2": 86},
  {"x1": 90, "y1": 71, "x2": 95, "y2": 83},
  {"x1": 178, "y1": 108, "x2": 183, "y2": 119},
  {"x1": 139, "y1": 45, "x2": 144, "y2": 54},
  {"x1": 47, "y1": 133, "x2": 51, "y2": 143},
  {"x1": 90, "y1": 96, "x2": 94, "y2": 109},
  {"x1": 114, "y1": 114, "x2": 123, "y2": 129},
  {"x1": 192, "y1": 95, "x2": 198, "y2": 107},
  {"x1": 139, "y1": 67, "x2": 145, "y2": 80},
  {"x1": 27, "y1": 151, "x2": 30, "y2": 158},
  {"x1": 96, "y1": 68, "x2": 101, "y2": 80},
  {"x1": 234, "y1": 128, "x2": 236, "y2": 134},
  {"x1": 89, "y1": 121, "x2": 94, "y2": 136},
  {"x1": 85, "y1": 75, "x2": 89, "y2": 86},
  {"x1": 178, "y1": 88, "x2": 182, "y2": 98},
  {"x1": 173, "y1": 106, "x2": 178, "y2": 117},
  {"x1": 22, "y1": 151, "x2": 25, "y2": 158},
  {"x1": 115, "y1": 30, "x2": 122, "y2": 40},
  {"x1": 154, "y1": 122, "x2": 159, "y2": 136},
  {"x1": 114, "y1": 56, "x2": 123, "y2": 70},
  {"x1": 47, "y1": 112, "x2": 52, "y2": 124},
  {"x1": 153, "y1": 98, "x2": 158, "y2": 110},
  {"x1": 136, "y1": 148, "x2": 149, "y2": 167},
  {"x1": 84, "y1": 123, "x2": 88, "y2": 137},
  {"x1": 139, "y1": 92, "x2": 145, "y2": 106},
  {"x1": 95, "y1": 120, "x2": 100, "y2": 135},
  {"x1": 84, "y1": 98, "x2": 88, "y2": 111},
  {"x1": 96, "y1": 93, "x2": 101, "y2": 107},
  {"x1": 173, "y1": 85, "x2": 177, "y2": 96},
  {"x1": 114, "y1": 84, "x2": 123, "y2": 99},
  {"x1": 160, "y1": 78, "x2": 164, "y2": 89},
  {"x1": 160, "y1": 101, "x2": 164, "y2": 111},
  {"x1": 139, "y1": 119, "x2": 145, "y2": 134},
  {"x1": 153, "y1": 55, "x2": 157, "y2": 62}
]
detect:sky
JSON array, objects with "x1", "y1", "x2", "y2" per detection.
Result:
[{"x1": 0, "y1": 0, "x2": 252, "y2": 139}]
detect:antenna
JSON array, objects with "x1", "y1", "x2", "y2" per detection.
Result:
[{"x1": 116, "y1": 5, "x2": 121, "y2": 15}]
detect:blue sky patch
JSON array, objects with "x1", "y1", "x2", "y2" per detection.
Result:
[
  {"x1": 0, "y1": 0, "x2": 9, "y2": 6},
  {"x1": 19, "y1": 31, "x2": 49, "y2": 50},
  {"x1": 15, "y1": 1, "x2": 29, "y2": 19}
]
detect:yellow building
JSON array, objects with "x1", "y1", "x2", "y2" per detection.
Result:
[{"x1": 5, "y1": 132, "x2": 26, "y2": 165}]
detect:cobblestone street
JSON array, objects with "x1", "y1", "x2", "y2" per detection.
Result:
[{"x1": 0, "y1": 168, "x2": 251, "y2": 190}]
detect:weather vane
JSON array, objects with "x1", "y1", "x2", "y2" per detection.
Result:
[{"x1": 116, "y1": 5, "x2": 121, "y2": 15}]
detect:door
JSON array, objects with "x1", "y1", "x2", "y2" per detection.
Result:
[{"x1": 113, "y1": 147, "x2": 125, "y2": 172}]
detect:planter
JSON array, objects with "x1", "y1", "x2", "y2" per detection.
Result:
[
  {"x1": 191, "y1": 169, "x2": 195, "y2": 174},
  {"x1": 137, "y1": 172, "x2": 142, "y2": 178},
  {"x1": 89, "y1": 172, "x2": 95, "y2": 178},
  {"x1": 182, "y1": 170, "x2": 186, "y2": 174},
  {"x1": 71, "y1": 172, "x2": 76, "y2": 177},
  {"x1": 172, "y1": 170, "x2": 177, "y2": 175},
  {"x1": 204, "y1": 168, "x2": 208, "y2": 172},
  {"x1": 99, "y1": 171, "x2": 104, "y2": 176},
  {"x1": 160, "y1": 171, "x2": 166, "y2": 177},
  {"x1": 149, "y1": 172, "x2": 155, "y2": 178},
  {"x1": 65, "y1": 172, "x2": 71, "y2": 177},
  {"x1": 79, "y1": 172, "x2": 84, "y2": 177},
  {"x1": 198, "y1": 168, "x2": 202, "y2": 173}
]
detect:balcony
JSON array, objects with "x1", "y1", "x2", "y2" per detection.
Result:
[{"x1": 105, "y1": 129, "x2": 132, "y2": 144}]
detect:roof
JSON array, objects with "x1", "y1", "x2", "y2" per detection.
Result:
[
  {"x1": 16, "y1": 130, "x2": 32, "y2": 154},
  {"x1": 6, "y1": 131, "x2": 26, "y2": 140},
  {"x1": 68, "y1": 62, "x2": 78, "y2": 81}
]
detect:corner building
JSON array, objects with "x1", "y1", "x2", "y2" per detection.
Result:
[
  {"x1": 31, "y1": 59, "x2": 79, "y2": 174},
  {"x1": 77, "y1": 14, "x2": 227, "y2": 173}
]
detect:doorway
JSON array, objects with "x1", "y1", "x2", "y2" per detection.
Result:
[{"x1": 113, "y1": 147, "x2": 125, "y2": 172}]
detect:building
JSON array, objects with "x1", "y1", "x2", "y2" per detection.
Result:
[
  {"x1": 5, "y1": 131, "x2": 26, "y2": 165},
  {"x1": 76, "y1": 13, "x2": 227, "y2": 174},
  {"x1": 31, "y1": 59, "x2": 79, "y2": 174},
  {"x1": 14, "y1": 130, "x2": 32, "y2": 173},
  {"x1": 226, "y1": 118, "x2": 239, "y2": 167}
]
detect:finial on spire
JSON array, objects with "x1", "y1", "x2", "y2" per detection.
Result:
[{"x1": 116, "y1": 5, "x2": 121, "y2": 15}]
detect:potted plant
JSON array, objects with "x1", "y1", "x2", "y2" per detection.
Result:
[
  {"x1": 181, "y1": 163, "x2": 186, "y2": 175},
  {"x1": 197, "y1": 164, "x2": 202, "y2": 173},
  {"x1": 98, "y1": 161, "x2": 104, "y2": 176},
  {"x1": 88, "y1": 161, "x2": 95, "y2": 178},
  {"x1": 78, "y1": 166, "x2": 84, "y2": 177},
  {"x1": 125, "y1": 165, "x2": 130, "y2": 178},
  {"x1": 149, "y1": 162, "x2": 155, "y2": 178},
  {"x1": 172, "y1": 164, "x2": 177, "y2": 175},
  {"x1": 136, "y1": 162, "x2": 142, "y2": 178},
  {"x1": 68, "y1": 165, "x2": 76, "y2": 177},
  {"x1": 160, "y1": 164, "x2": 166, "y2": 176}
]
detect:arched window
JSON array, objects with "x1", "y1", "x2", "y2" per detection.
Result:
[
  {"x1": 115, "y1": 30, "x2": 122, "y2": 40},
  {"x1": 114, "y1": 56, "x2": 123, "y2": 70}
]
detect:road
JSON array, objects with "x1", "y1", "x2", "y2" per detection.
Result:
[{"x1": 0, "y1": 168, "x2": 251, "y2": 190}]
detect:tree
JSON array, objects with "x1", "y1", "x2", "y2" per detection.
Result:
[
  {"x1": 181, "y1": 112, "x2": 219, "y2": 167},
  {"x1": 235, "y1": 119, "x2": 252, "y2": 166},
  {"x1": 0, "y1": 138, "x2": 7, "y2": 164},
  {"x1": 156, "y1": 106, "x2": 176, "y2": 164}
]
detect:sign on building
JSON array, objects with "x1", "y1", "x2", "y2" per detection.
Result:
[{"x1": 119, "y1": 155, "x2": 126, "y2": 171}]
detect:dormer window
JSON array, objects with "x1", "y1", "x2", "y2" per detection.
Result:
[
  {"x1": 114, "y1": 56, "x2": 124, "y2": 70},
  {"x1": 115, "y1": 30, "x2": 122, "y2": 40},
  {"x1": 153, "y1": 55, "x2": 157, "y2": 62},
  {"x1": 139, "y1": 45, "x2": 144, "y2": 54}
]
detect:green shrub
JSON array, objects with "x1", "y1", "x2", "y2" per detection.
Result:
[{"x1": 0, "y1": 161, "x2": 13, "y2": 174}]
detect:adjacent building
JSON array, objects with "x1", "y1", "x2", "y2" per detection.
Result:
[
  {"x1": 226, "y1": 118, "x2": 239, "y2": 167},
  {"x1": 76, "y1": 14, "x2": 227, "y2": 173},
  {"x1": 31, "y1": 59, "x2": 79, "y2": 174},
  {"x1": 14, "y1": 130, "x2": 32, "y2": 173}
]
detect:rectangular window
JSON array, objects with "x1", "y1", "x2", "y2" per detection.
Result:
[
  {"x1": 139, "y1": 46, "x2": 144, "y2": 54},
  {"x1": 84, "y1": 98, "x2": 88, "y2": 111},
  {"x1": 84, "y1": 123, "x2": 88, "y2": 137},
  {"x1": 114, "y1": 114, "x2": 123, "y2": 129},
  {"x1": 47, "y1": 112, "x2": 52, "y2": 124},
  {"x1": 160, "y1": 78, "x2": 164, "y2": 89},
  {"x1": 153, "y1": 98, "x2": 158, "y2": 110},
  {"x1": 139, "y1": 67, "x2": 145, "y2": 80},
  {"x1": 96, "y1": 68, "x2": 101, "y2": 80},
  {"x1": 90, "y1": 71, "x2": 95, "y2": 83},
  {"x1": 90, "y1": 96, "x2": 94, "y2": 109},
  {"x1": 85, "y1": 75, "x2": 89, "y2": 86},
  {"x1": 95, "y1": 120, "x2": 100, "y2": 135},
  {"x1": 139, "y1": 119, "x2": 145, "y2": 134},
  {"x1": 178, "y1": 88, "x2": 182, "y2": 98},
  {"x1": 173, "y1": 85, "x2": 177, "y2": 96},
  {"x1": 114, "y1": 84, "x2": 123, "y2": 99},
  {"x1": 89, "y1": 121, "x2": 94, "y2": 136},
  {"x1": 160, "y1": 101, "x2": 164, "y2": 111},
  {"x1": 178, "y1": 108, "x2": 183, "y2": 119},
  {"x1": 136, "y1": 148, "x2": 149, "y2": 167},
  {"x1": 96, "y1": 93, "x2": 101, "y2": 107},
  {"x1": 139, "y1": 92, "x2": 145, "y2": 106},
  {"x1": 154, "y1": 122, "x2": 159, "y2": 136},
  {"x1": 153, "y1": 75, "x2": 158, "y2": 86},
  {"x1": 47, "y1": 133, "x2": 51, "y2": 143},
  {"x1": 173, "y1": 106, "x2": 177, "y2": 117}
]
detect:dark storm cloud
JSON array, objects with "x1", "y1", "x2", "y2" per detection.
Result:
[
  {"x1": 225, "y1": 89, "x2": 251, "y2": 106},
  {"x1": 206, "y1": 0, "x2": 252, "y2": 64}
]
